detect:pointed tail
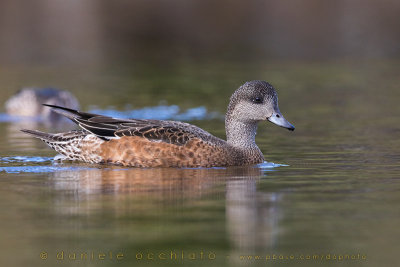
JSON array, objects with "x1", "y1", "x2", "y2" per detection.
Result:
[
  {"x1": 21, "y1": 129, "x2": 103, "y2": 163},
  {"x1": 20, "y1": 129, "x2": 56, "y2": 142},
  {"x1": 21, "y1": 129, "x2": 88, "y2": 143}
]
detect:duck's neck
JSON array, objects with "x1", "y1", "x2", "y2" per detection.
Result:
[{"x1": 225, "y1": 116, "x2": 259, "y2": 149}]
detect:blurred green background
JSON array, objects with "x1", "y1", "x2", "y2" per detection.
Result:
[
  {"x1": 1, "y1": 0, "x2": 400, "y2": 64},
  {"x1": 0, "y1": 0, "x2": 399, "y2": 111}
]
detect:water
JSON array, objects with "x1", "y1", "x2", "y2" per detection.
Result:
[{"x1": 0, "y1": 60, "x2": 399, "y2": 267}]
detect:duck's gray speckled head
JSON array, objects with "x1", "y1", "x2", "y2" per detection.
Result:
[{"x1": 226, "y1": 80, "x2": 295, "y2": 131}]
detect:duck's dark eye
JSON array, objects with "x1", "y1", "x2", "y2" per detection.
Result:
[{"x1": 252, "y1": 97, "x2": 263, "y2": 104}]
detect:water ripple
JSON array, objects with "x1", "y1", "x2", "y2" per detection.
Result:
[
  {"x1": 257, "y1": 161, "x2": 288, "y2": 171},
  {"x1": 0, "y1": 158, "x2": 287, "y2": 174},
  {"x1": 0, "y1": 156, "x2": 94, "y2": 174},
  {"x1": 0, "y1": 166, "x2": 94, "y2": 174},
  {"x1": 0, "y1": 156, "x2": 53, "y2": 163}
]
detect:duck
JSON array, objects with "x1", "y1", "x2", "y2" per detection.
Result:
[
  {"x1": 5, "y1": 87, "x2": 79, "y2": 121},
  {"x1": 21, "y1": 81, "x2": 294, "y2": 168}
]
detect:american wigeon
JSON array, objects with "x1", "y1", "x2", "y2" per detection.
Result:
[
  {"x1": 21, "y1": 81, "x2": 294, "y2": 167},
  {"x1": 5, "y1": 88, "x2": 79, "y2": 121}
]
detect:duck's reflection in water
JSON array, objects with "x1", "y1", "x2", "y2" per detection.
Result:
[
  {"x1": 48, "y1": 165, "x2": 282, "y2": 256},
  {"x1": 226, "y1": 179, "x2": 282, "y2": 265},
  {"x1": 50, "y1": 166, "x2": 250, "y2": 195}
]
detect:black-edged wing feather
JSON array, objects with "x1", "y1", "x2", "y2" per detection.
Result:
[
  {"x1": 43, "y1": 104, "x2": 100, "y2": 121},
  {"x1": 75, "y1": 118, "x2": 120, "y2": 138}
]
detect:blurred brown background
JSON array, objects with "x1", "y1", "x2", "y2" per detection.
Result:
[{"x1": 1, "y1": 0, "x2": 399, "y2": 66}]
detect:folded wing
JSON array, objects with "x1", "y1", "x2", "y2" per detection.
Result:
[{"x1": 44, "y1": 104, "x2": 222, "y2": 146}]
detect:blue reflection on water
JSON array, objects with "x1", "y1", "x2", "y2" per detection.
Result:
[
  {"x1": 0, "y1": 166, "x2": 93, "y2": 174},
  {"x1": 88, "y1": 105, "x2": 220, "y2": 121},
  {"x1": 0, "y1": 156, "x2": 53, "y2": 163},
  {"x1": 257, "y1": 162, "x2": 288, "y2": 173},
  {"x1": 257, "y1": 162, "x2": 288, "y2": 169},
  {"x1": 0, "y1": 156, "x2": 94, "y2": 174}
]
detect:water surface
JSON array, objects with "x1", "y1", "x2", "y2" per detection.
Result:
[{"x1": 0, "y1": 61, "x2": 399, "y2": 267}]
